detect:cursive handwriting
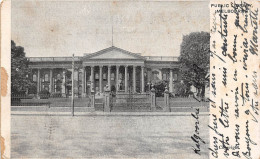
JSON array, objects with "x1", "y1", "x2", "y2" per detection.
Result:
[{"x1": 191, "y1": 108, "x2": 206, "y2": 155}]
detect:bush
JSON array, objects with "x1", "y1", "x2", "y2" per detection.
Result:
[
  {"x1": 153, "y1": 80, "x2": 167, "y2": 97},
  {"x1": 38, "y1": 90, "x2": 50, "y2": 99},
  {"x1": 174, "y1": 82, "x2": 190, "y2": 97},
  {"x1": 50, "y1": 92, "x2": 62, "y2": 98}
]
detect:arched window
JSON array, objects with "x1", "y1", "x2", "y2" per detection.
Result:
[
  {"x1": 57, "y1": 74, "x2": 61, "y2": 80},
  {"x1": 33, "y1": 74, "x2": 37, "y2": 82},
  {"x1": 45, "y1": 74, "x2": 49, "y2": 82}
]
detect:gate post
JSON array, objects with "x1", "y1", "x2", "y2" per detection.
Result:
[
  {"x1": 150, "y1": 85, "x2": 156, "y2": 111},
  {"x1": 90, "y1": 90, "x2": 95, "y2": 108},
  {"x1": 164, "y1": 86, "x2": 170, "y2": 112},
  {"x1": 104, "y1": 85, "x2": 111, "y2": 112}
]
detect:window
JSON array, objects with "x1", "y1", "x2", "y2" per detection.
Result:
[
  {"x1": 103, "y1": 73, "x2": 107, "y2": 80},
  {"x1": 163, "y1": 73, "x2": 167, "y2": 80},
  {"x1": 173, "y1": 74, "x2": 178, "y2": 81},
  {"x1": 95, "y1": 73, "x2": 99, "y2": 79},
  {"x1": 111, "y1": 73, "x2": 115, "y2": 80},
  {"x1": 79, "y1": 72, "x2": 82, "y2": 81},
  {"x1": 45, "y1": 74, "x2": 49, "y2": 82},
  {"x1": 57, "y1": 74, "x2": 61, "y2": 80},
  {"x1": 33, "y1": 74, "x2": 37, "y2": 82}
]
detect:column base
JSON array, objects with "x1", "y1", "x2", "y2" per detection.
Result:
[{"x1": 62, "y1": 93, "x2": 66, "y2": 98}]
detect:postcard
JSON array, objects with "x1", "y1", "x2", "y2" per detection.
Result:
[{"x1": 0, "y1": 0, "x2": 259, "y2": 158}]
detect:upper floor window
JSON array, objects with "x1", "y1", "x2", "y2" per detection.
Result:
[
  {"x1": 111, "y1": 73, "x2": 115, "y2": 81},
  {"x1": 33, "y1": 74, "x2": 37, "y2": 82},
  {"x1": 103, "y1": 73, "x2": 107, "y2": 80},
  {"x1": 57, "y1": 74, "x2": 61, "y2": 80},
  {"x1": 163, "y1": 73, "x2": 167, "y2": 80},
  {"x1": 95, "y1": 73, "x2": 99, "y2": 79},
  {"x1": 45, "y1": 74, "x2": 49, "y2": 82}
]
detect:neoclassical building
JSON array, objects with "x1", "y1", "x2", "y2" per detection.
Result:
[{"x1": 28, "y1": 46, "x2": 181, "y2": 97}]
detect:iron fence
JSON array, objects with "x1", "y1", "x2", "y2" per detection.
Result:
[{"x1": 11, "y1": 94, "x2": 91, "y2": 107}]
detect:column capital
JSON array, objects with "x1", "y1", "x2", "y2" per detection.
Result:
[
  {"x1": 141, "y1": 66, "x2": 145, "y2": 69},
  {"x1": 99, "y1": 65, "x2": 103, "y2": 68},
  {"x1": 124, "y1": 65, "x2": 128, "y2": 68},
  {"x1": 116, "y1": 65, "x2": 120, "y2": 68},
  {"x1": 107, "y1": 65, "x2": 112, "y2": 68},
  {"x1": 90, "y1": 65, "x2": 95, "y2": 68}
]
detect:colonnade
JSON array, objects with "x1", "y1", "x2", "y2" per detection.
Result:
[
  {"x1": 34, "y1": 66, "x2": 175, "y2": 96},
  {"x1": 88, "y1": 65, "x2": 145, "y2": 94}
]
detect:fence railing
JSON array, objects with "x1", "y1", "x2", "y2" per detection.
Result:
[{"x1": 11, "y1": 94, "x2": 91, "y2": 107}]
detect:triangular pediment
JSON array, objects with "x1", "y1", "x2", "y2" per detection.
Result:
[{"x1": 84, "y1": 46, "x2": 145, "y2": 60}]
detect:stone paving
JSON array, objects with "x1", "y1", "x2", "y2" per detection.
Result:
[{"x1": 11, "y1": 114, "x2": 209, "y2": 159}]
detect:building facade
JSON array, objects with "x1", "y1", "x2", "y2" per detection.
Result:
[{"x1": 28, "y1": 46, "x2": 181, "y2": 97}]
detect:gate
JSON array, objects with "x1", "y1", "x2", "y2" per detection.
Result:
[{"x1": 110, "y1": 89, "x2": 151, "y2": 112}]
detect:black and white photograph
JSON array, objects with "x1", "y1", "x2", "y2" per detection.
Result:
[
  {"x1": 10, "y1": 0, "x2": 210, "y2": 158},
  {"x1": 0, "y1": 0, "x2": 257, "y2": 158}
]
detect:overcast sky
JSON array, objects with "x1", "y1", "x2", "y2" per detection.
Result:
[{"x1": 12, "y1": 0, "x2": 209, "y2": 57}]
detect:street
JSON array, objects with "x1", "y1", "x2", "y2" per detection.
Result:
[{"x1": 11, "y1": 114, "x2": 209, "y2": 158}]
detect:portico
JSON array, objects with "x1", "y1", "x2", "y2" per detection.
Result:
[{"x1": 28, "y1": 46, "x2": 180, "y2": 97}]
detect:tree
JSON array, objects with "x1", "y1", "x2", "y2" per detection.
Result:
[
  {"x1": 174, "y1": 81, "x2": 191, "y2": 97},
  {"x1": 178, "y1": 32, "x2": 210, "y2": 98},
  {"x1": 11, "y1": 40, "x2": 33, "y2": 94}
]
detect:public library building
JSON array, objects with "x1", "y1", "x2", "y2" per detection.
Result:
[{"x1": 28, "y1": 46, "x2": 181, "y2": 97}]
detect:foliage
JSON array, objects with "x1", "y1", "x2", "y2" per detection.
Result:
[
  {"x1": 153, "y1": 80, "x2": 167, "y2": 97},
  {"x1": 11, "y1": 40, "x2": 33, "y2": 94},
  {"x1": 38, "y1": 90, "x2": 50, "y2": 99},
  {"x1": 178, "y1": 32, "x2": 210, "y2": 98},
  {"x1": 50, "y1": 92, "x2": 62, "y2": 98},
  {"x1": 173, "y1": 82, "x2": 191, "y2": 97}
]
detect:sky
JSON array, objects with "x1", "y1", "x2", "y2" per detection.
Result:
[{"x1": 12, "y1": 0, "x2": 209, "y2": 57}]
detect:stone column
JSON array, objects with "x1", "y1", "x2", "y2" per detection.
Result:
[
  {"x1": 49, "y1": 69, "x2": 53, "y2": 93},
  {"x1": 107, "y1": 65, "x2": 111, "y2": 89},
  {"x1": 133, "y1": 66, "x2": 136, "y2": 93},
  {"x1": 84, "y1": 69, "x2": 86, "y2": 92},
  {"x1": 164, "y1": 87, "x2": 170, "y2": 112},
  {"x1": 141, "y1": 66, "x2": 145, "y2": 93},
  {"x1": 37, "y1": 69, "x2": 40, "y2": 94},
  {"x1": 82, "y1": 67, "x2": 86, "y2": 97},
  {"x1": 104, "y1": 87, "x2": 111, "y2": 112},
  {"x1": 90, "y1": 66, "x2": 94, "y2": 92},
  {"x1": 116, "y1": 65, "x2": 119, "y2": 92},
  {"x1": 150, "y1": 86, "x2": 156, "y2": 111},
  {"x1": 62, "y1": 69, "x2": 66, "y2": 97},
  {"x1": 74, "y1": 68, "x2": 79, "y2": 97},
  {"x1": 169, "y1": 69, "x2": 173, "y2": 93},
  {"x1": 99, "y1": 65, "x2": 103, "y2": 93},
  {"x1": 125, "y1": 65, "x2": 128, "y2": 93}
]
